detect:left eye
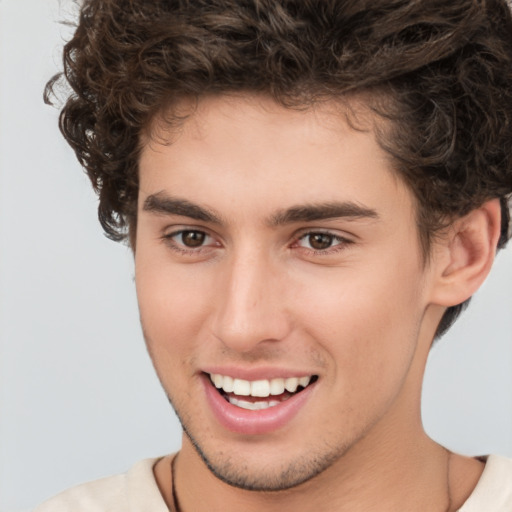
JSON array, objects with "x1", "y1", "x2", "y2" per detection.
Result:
[{"x1": 297, "y1": 232, "x2": 343, "y2": 251}]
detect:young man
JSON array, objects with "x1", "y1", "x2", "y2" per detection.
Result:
[{"x1": 39, "y1": 0, "x2": 512, "y2": 510}]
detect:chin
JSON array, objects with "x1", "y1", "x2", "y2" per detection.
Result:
[{"x1": 181, "y1": 420, "x2": 347, "y2": 492}]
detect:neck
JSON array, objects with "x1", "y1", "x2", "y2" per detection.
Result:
[{"x1": 170, "y1": 425, "x2": 451, "y2": 512}]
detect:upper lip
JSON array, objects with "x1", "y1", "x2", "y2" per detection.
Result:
[{"x1": 201, "y1": 366, "x2": 318, "y2": 381}]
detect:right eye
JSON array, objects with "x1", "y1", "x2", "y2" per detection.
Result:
[
  {"x1": 162, "y1": 228, "x2": 221, "y2": 255},
  {"x1": 172, "y1": 230, "x2": 209, "y2": 248}
]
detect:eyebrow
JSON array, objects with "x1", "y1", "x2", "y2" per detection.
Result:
[
  {"x1": 143, "y1": 192, "x2": 379, "y2": 226},
  {"x1": 269, "y1": 202, "x2": 379, "y2": 226},
  {"x1": 143, "y1": 193, "x2": 223, "y2": 224}
]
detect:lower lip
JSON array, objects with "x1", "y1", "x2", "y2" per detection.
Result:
[{"x1": 202, "y1": 375, "x2": 316, "y2": 435}]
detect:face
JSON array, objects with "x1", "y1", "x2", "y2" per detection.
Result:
[{"x1": 135, "y1": 95, "x2": 436, "y2": 491}]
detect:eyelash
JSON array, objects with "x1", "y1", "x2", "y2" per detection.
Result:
[
  {"x1": 162, "y1": 229, "x2": 219, "y2": 255},
  {"x1": 293, "y1": 231, "x2": 353, "y2": 255},
  {"x1": 161, "y1": 228, "x2": 353, "y2": 257}
]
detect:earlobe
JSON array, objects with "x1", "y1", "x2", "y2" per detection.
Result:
[{"x1": 430, "y1": 198, "x2": 502, "y2": 307}]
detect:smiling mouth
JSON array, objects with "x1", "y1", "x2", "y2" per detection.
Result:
[{"x1": 207, "y1": 373, "x2": 319, "y2": 411}]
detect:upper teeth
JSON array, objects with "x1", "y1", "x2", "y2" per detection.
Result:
[{"x1": 209, "y1": 374, "x2": 312, "y2": 397}]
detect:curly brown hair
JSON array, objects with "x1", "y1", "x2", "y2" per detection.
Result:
[{"x1": 45, "y1": 0, "x2": 512, "y2": 337}]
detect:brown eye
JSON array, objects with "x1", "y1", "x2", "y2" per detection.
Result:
[
  {"x1": 308, "y1": 233, "x2": 334, "y2": 250},
  {"x1": 180, "y1": 230, "x2": 206, "y2": 247}
]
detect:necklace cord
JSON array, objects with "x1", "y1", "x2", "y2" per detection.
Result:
[
  {"x1": 445, "y1": 449, "x2": 453, "y2": 512},
  {"x1": 171, "y1": 454, "x2": 181, "y2": 512}
]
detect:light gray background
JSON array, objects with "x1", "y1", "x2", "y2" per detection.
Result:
[{"x1": 0, "y1": 1, "x2": 511, "y2": 511}]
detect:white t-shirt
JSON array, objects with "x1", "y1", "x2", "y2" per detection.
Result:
[
  {"x1": 33, "y1": 458, "x2": 168, "y2": 512},
  {"x1": 33, "y1": 455, "x2": 512, "y2": 511},
  {"x1": 459, "y1": 455, "x2": 512, "y2": 511}
]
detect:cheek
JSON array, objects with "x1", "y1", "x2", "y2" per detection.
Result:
[
  {"x1": 135, "y1": 255, "x2": 216, "y2": 365},
  {"x1": 293, "y1": 254, "x2": 425, "y2": 395}
]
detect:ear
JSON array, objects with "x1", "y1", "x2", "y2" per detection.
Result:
[{"x1": 429, "y1": 198, "x2": 502, "y2": 307}]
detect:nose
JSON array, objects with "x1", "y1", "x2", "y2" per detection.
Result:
[{"x1": 211, "y1": 251, "x2": 292, "y2": 353}]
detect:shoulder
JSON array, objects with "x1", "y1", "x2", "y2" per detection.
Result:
[
  {"x1": 460, "y1": 455, "x2": 512, "y2": 512},
  {"x1": 33, "y1": 458, "x2": 169, "y2": 512}
]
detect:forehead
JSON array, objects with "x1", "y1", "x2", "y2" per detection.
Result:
[{"x1": 138, "y1": 94, "x2": 412, "y2": 224}]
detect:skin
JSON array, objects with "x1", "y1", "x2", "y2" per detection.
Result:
[{"x1": 135, "y1": 95, "x2": 496, "y2": 511}]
